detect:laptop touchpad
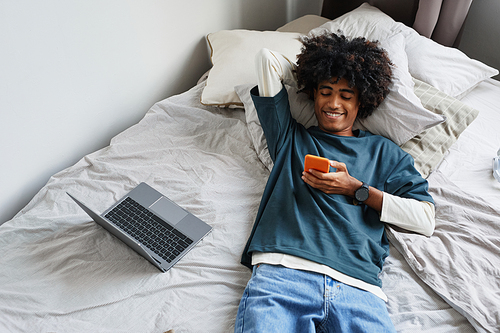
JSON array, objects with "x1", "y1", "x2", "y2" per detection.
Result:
[{"x1": 149, "y1": 197, "x2": 188, "y2": 226}]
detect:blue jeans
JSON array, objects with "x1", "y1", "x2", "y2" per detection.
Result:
[{"x1": 234, "y1": 264, "x2": 396, "y2": 333}]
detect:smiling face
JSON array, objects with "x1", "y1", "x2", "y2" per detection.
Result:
[{"x1": 313, "y1": 77, "x2": 360, "y2": 136}]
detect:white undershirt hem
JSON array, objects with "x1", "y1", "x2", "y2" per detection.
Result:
[{"x1": 252, "y1": 252, "x2": 388, "y2": 302}]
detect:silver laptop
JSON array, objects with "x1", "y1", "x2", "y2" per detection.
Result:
[{"x1": 67, "y1": 182, "x2": 212, "y2": 272}]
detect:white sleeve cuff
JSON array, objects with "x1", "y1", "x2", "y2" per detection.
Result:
[{"x1": 381, "y1": 192, "x2": 436, "y2": 236}]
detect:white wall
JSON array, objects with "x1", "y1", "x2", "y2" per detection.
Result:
[{"x1": 0, "y1": 0, "x2": 322, "y2": 224}]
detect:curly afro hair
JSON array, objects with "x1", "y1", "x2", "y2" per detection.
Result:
[{"x1": 295, "y1": 32, "x2": 393, "y2": 119}]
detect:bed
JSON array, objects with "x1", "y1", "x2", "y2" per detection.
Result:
[{"x1": 1, "y1": 1, "x2": 499, "y2": 332}]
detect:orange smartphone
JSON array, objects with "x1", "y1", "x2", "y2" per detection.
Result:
[{"x1": 304, "y1": 154, "x2": 330, "y2": 173}]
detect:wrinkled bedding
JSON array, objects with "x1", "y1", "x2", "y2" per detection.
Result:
[
  {"x1": 0, "y1": 80, "x2": 499, "y2": 332},
  {"x1": 386, "y1": 78, "x2": 500, "y2": 333},
  {"x1": 0, "y1": 83, "x2": 266, "y2": 332},
  {"x1": 387, "y1": 171, "x2": 500, "y2": 333}
]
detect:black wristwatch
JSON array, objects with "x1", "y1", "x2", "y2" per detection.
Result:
[{"x1": 354, "y1": 181, "x2": 370, "y2": 204}]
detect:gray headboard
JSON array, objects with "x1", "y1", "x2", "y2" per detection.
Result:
[{"x1": 320, "y1": 0, "x2": 473, "y2": 47}]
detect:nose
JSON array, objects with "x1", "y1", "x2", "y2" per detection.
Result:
[{"x1": 326, "y1": 94, "x2": 342, "y2": 109}]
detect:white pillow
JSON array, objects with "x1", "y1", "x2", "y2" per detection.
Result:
[
  {"x1": 277, "y1": 15, "x2": 330, "y2": 34},
  {"x1": 355, "y1": 33, "x2": 445, "y2": 145},
  {"x1": 310, "y1": 3, "x2": 499, "y2": 98},
  {"x1": 201, "y1": 30, "x2": 302, "y2": 107},
  {"x1": 309, "y1": 3, "x2": 399, "y2": 41},
  {"x1": 236, "y1": 32, "x2": 445, "y2": 170},
  {"x1": 398, "y1": 23, "x2": 499, "y2": 98}
]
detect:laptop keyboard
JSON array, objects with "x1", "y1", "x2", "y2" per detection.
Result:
[{"x1": 105, "y1": 197, "x2": 193, "y2": 263}]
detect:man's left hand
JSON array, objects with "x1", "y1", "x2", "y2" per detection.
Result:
[
  {"x1": 302, "y1": 160, "x2": 383, "y2": 212},
  {"x1": 301, "y1": 160, "x2": 360, "y2": 196}
]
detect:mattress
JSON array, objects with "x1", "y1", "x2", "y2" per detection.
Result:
[
  {"x1": 385, "y1": 78, "x2": 500, "y2": 333},
  {"x1": 0, "y1": 77, "x2": 499, "y2": 332},
  {"x1": 439, "y1": 78, "x2": 500, "y2": 200}
]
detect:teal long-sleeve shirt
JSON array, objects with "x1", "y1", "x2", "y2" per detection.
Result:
[{"x1": 241, "y1": 86, "x2": 433, "y2": 287}]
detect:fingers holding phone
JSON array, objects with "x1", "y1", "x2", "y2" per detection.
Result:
[
  {"x1": 302, "y1": 154, "x2": 333, "y2": 192},
  {"x1": 302, "y1": 155, "x2": 355, "y2": 195}
]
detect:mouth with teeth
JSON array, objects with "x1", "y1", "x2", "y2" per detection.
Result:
[{"x1": 324, "y1": 110, "x2": 344, "y2": 118}]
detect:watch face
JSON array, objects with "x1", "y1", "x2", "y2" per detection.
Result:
[{"x1": 355, "y1": 185, "x2": 369, "y2": 202}]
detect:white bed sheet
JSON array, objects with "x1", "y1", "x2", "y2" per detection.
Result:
[
  {"x1": 0, "y1": 83, "x2": 265, "y2": 332},
  {"x1": 438, "y1": 78, "x2": 500, "y2": 201},
  {"x1": 383, "y1": 78, "x2": 500, "y2": 333},
  {"x1": 0, "y1": 78, "x2": 499, "y2": 332}
]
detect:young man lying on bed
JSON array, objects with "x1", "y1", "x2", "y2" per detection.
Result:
[{"x1": 235, "y1": 33, "x2": 436, "y2": 333}]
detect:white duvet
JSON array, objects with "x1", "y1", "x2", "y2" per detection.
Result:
[
  {"x1": 1, "y1": 80, "x2": 499, "y2": 332},
  {"x1": 0, "y1": 83, "x2": 267, "y2": 332}
]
